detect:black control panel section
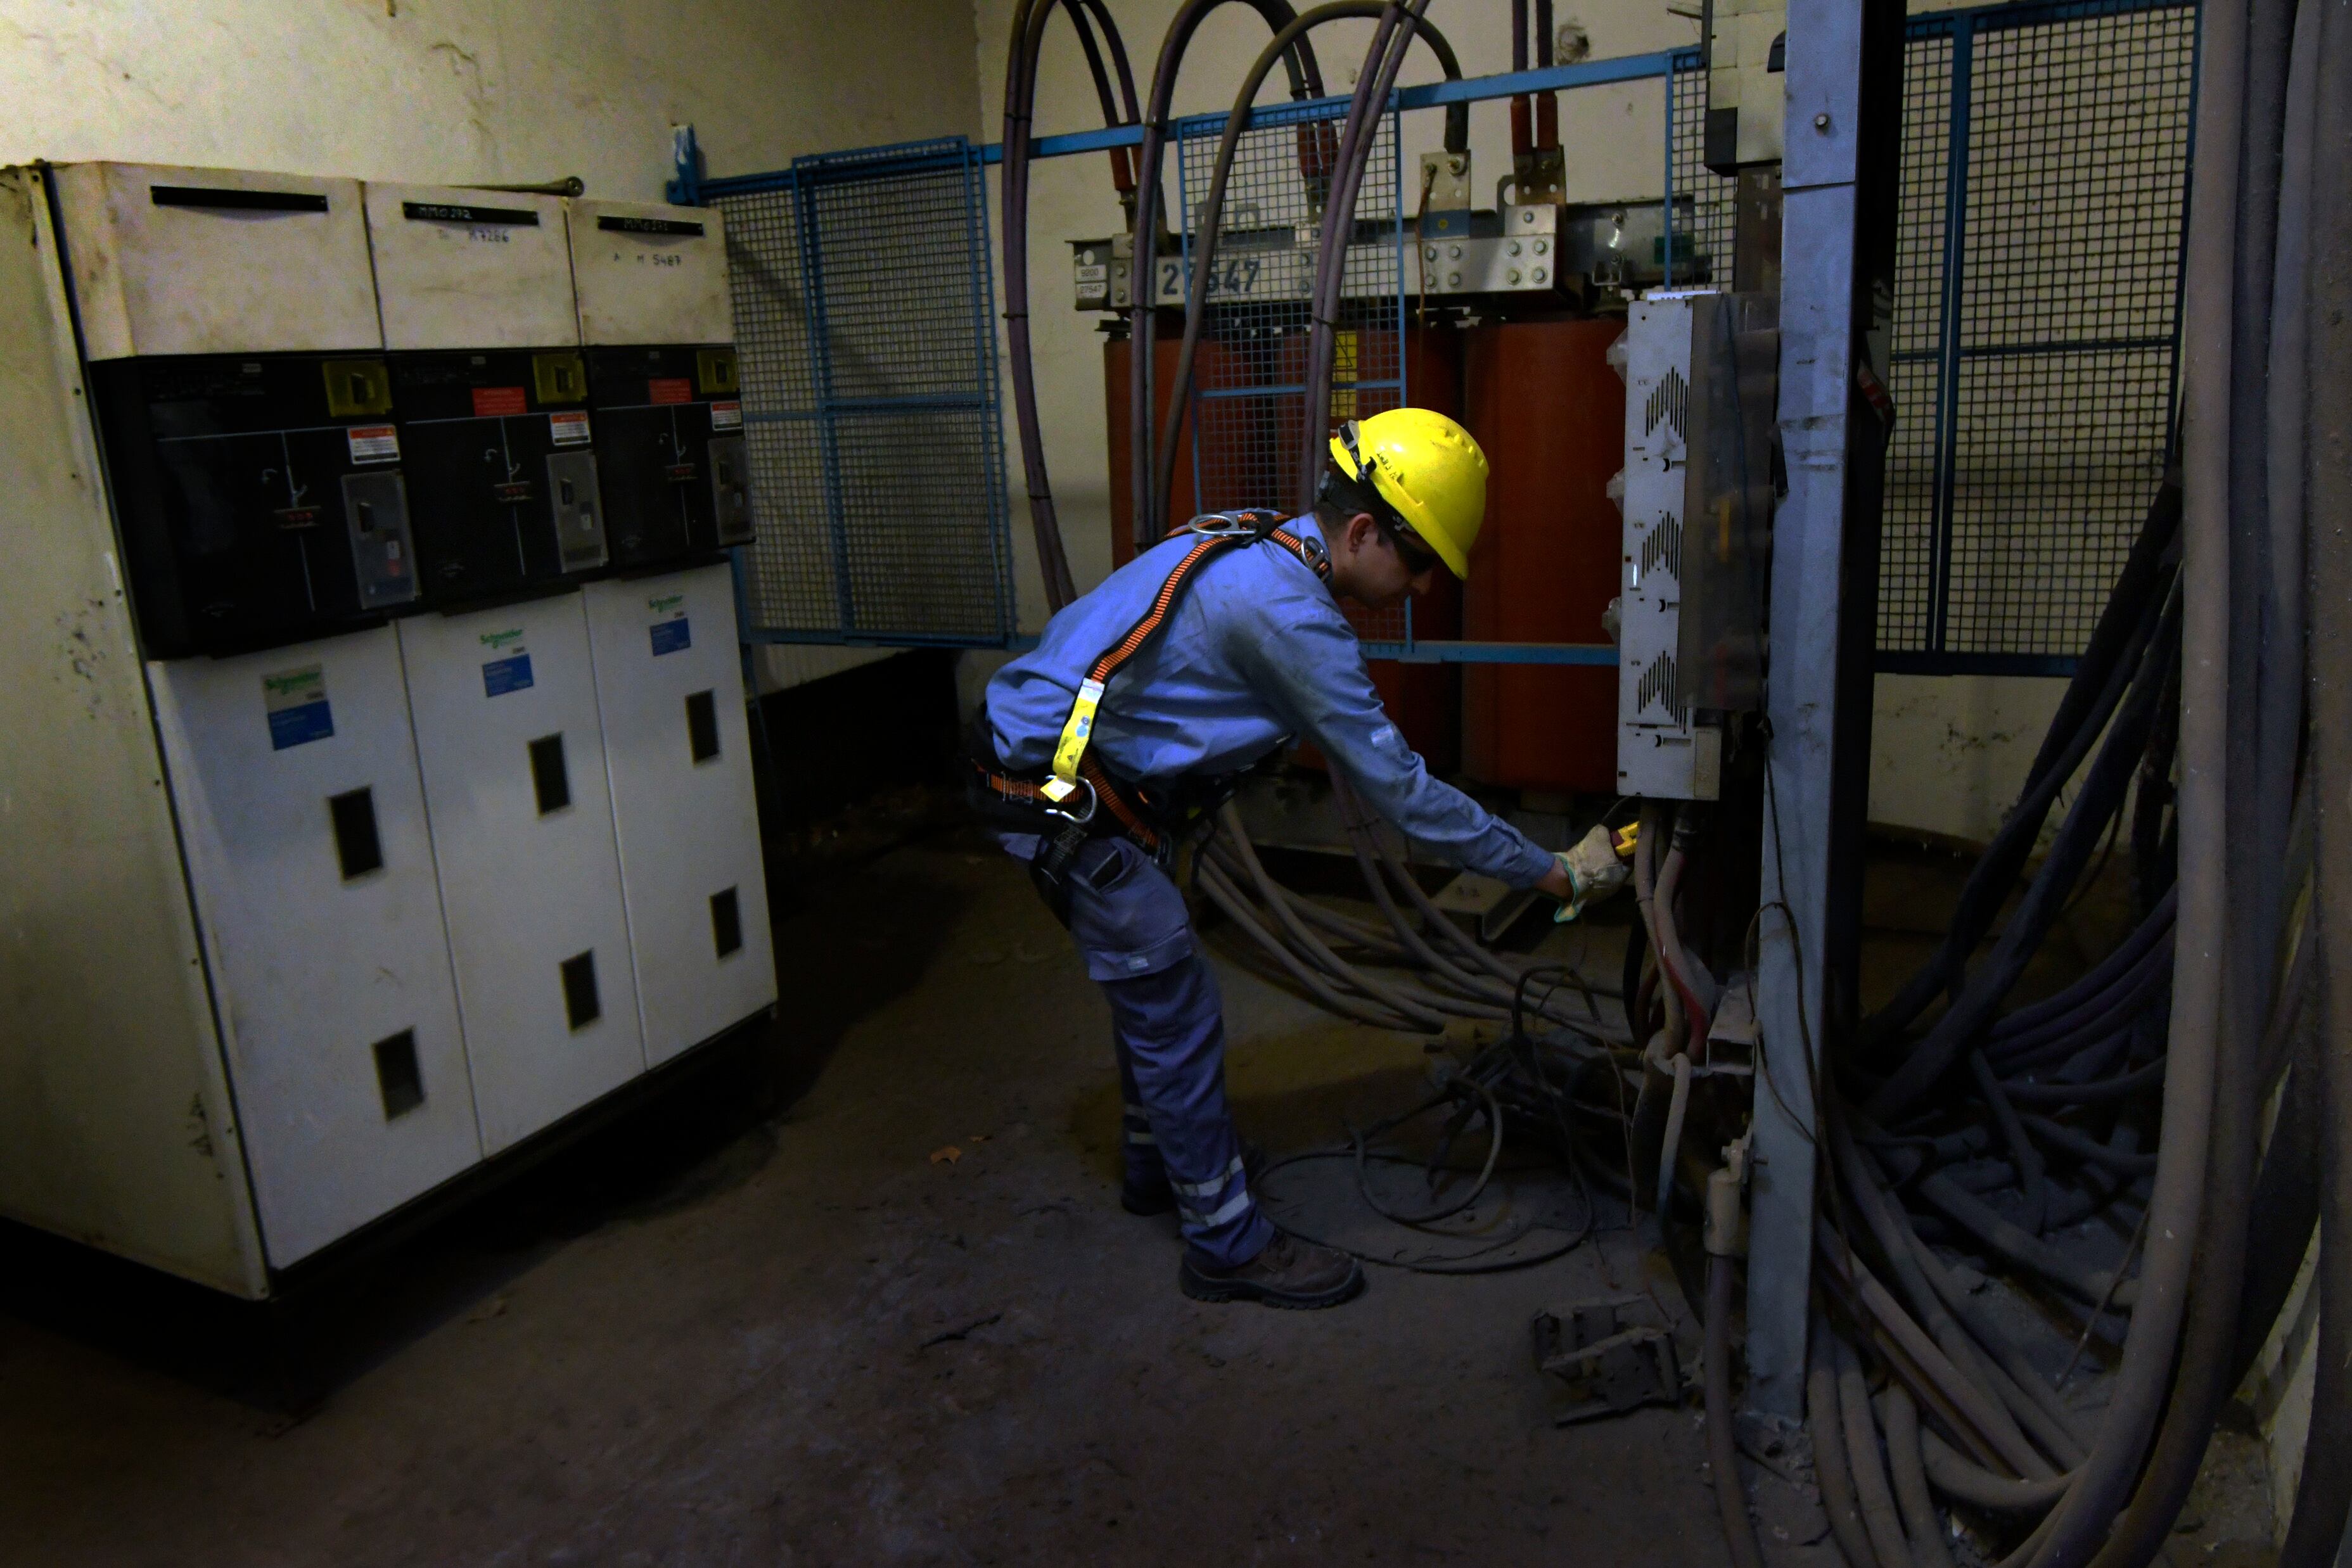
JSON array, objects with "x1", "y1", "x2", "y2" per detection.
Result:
[
  {"x1": 390, "y1": 350, "x2": 610, "y2": 606},
  {"x1": 582, "y1": 344, "x2": 752, "y2": 570},
  {"x1": 89, "y1": 354, "x2": 422, "y2": 659}
]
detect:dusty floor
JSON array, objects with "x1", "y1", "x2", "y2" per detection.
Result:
[{"x1": 0, "y1": 822, "x2": 1839, "y2": 1567}]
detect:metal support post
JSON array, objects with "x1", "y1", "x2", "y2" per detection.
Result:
[{"x1": 1744, "y1": 0, "x2": 1905, "y2": 1417}]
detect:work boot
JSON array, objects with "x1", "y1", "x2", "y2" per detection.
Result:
[
  {"x1": 1179, "y1": 1232, "x2": 1365, "y2": 1310},
  {"x1": 1121, "y1": 1142, "x2": 1266, "y2": 1218}
]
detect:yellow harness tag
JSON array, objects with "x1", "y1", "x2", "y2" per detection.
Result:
[{"x1": 1049, "y1": 677, "x2": 1106, "y2": 791}]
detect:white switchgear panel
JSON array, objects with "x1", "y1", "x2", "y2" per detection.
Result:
[
  {"x1": 585, "y1": 565, "x2": 776, "y2": 1066},
  {"x1": 2, "y1": 162, "x2": 770, "y2": 1297},
  {"x1": 148, "y1": 629, "x2": 480, "y2": 1268},
  {"x1": 400, "y1": 599, "x2": 646, "y2": 1152},
  {"x1": 53, "y1": 162, "x2": 381, "y2": 359},
  {"x1": 567, "y1": 198, "x2": 734, "y2": 347},
  {"x1": 364, "y1": 182, "x2": 578, "y2": 353},
  {"x1": 1616, "y1": 291, "x2": 1723, "y2": 801}
]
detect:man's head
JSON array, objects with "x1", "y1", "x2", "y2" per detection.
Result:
[{"x1": 1315, "y1": 409, "x2": 1488, "y2": 611}]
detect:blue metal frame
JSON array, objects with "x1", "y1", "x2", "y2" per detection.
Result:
[{"x1": 682, "y1": 134, "x2": 1019, "y2": 649}]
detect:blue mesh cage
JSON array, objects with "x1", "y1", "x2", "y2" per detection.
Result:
[
  {"x1": 699, "y1": 137, "x2": 1017, "y2": 647},
  {"x1": 1668, "y1": 0, "x2": 2198, "y2": 676}
]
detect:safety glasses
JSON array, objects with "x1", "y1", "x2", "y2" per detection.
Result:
[{"x1": 1337, "y1": 419, "x2": 1438, "y2": 577}]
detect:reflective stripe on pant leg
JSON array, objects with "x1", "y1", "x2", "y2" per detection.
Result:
[
  {"x1": 1118, "y1": 1036, "x2": 1166, "y2": 1194},
  {"x1": 1097, "y1": 947, "x2": 1274, "y2": 1269}
]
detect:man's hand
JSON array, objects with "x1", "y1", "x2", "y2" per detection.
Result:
[{"x1": 1545, "y1": 825, "x2": 1635, "y2": 923}]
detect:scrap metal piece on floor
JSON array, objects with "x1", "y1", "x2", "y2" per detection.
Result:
[{"x1": 1531, "y1": 1296, "x2": 1685, "y2": 1425}]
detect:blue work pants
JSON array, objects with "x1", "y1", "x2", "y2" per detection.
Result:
[{"x1": 1005, "y1": 834, "x2": 1273, "y2": 1268}]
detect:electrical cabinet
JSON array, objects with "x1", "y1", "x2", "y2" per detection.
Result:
[
  {"x1": 1614, "y1": 291, "x2": 1722, "y2": 801},
  {"x1": 3, "y1": 162, "x2": 767, "y2": 1298},
  {"x1": 584, "y1": 565, "x2": 776, "y2": 1066},
  {"x1": 400, "y1": 598, "x2": 647, "y2": 1151},
  {"x1": 148, "y1": 630, "x2": 480, "y2": 1268},
  {"x1": 568, "y1": 200, "x2": 749, "y2": 569},
  {"x1": 53, "y1": 162, "x2": 381, "y2": 360},
  {"x1": 366, "y1": 183, "x2": 610, "y2": 606},
  {"x1": 55, "y1": 163, "x2": 419, "y2": 658}
]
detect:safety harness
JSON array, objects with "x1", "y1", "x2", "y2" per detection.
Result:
[{"x1": 969, "y1": 509, "x2": 1332, "y2": 922}]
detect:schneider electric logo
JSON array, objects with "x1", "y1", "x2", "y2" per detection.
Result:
[
  {"x1": 263, "y1": 671, "x2": 321, "y2": 698},
  {"x1": 479, "y1": 628, "x2": 527, "y2": 650},
  {"x1": 648, "y1": 594, "x2": 686, "y2": 613}
]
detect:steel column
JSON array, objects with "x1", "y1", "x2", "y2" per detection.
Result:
[{"x1": 1746, "y1": 0, "x2": 1905, "y2": 1418}]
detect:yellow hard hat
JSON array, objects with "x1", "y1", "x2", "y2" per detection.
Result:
[{"x1": 1326, "y1": 407, "x2": 1488, "y2": 580}]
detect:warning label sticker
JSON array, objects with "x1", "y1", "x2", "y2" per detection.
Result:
[
  {"x1": 471, "y1": 385, "x2": 528, "y2": 418},
  {"x1": 262, "y1": 664, "x2": 333, "y2": 751},
  {"x1": 648, "y1": 377, "x2": 694, "y2": 405},
  {"x1": 549, "y1": 410, "x2": 592, "y2": 446},
  {"x1": 347, "y1": 425, "x2": 400, "y2": 464},
  {"x1": 710, "y1": 400, "x2": 743, "y2": 431}
]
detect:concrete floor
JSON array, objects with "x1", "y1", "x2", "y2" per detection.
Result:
[{"x1": 0, "y1": 821, "x2": 1841, "y2": 1567}]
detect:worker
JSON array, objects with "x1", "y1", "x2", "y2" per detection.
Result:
[{"x1": 973, "y1": 409, "x2": 1583, "y2": 1310}]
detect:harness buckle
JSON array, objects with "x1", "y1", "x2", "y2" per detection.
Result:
[{"x1": 1040, "y1": 775, "x2": 1098, "y2": 826}]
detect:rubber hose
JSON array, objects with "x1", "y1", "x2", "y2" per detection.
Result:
[
  {"x1": 2228, "y1": 1033, "x2": 2321, "y2": 1389},
  {"x1": 2017, "y1": 1114, "x2": 2161, "y2": 1177},
  {"x1": 1654, "y1": 841, "x2": 1716, "y2": 1048},
  {"x1": 1197, "y1": 859, "x2": 1421, "y2": 1029},
  {"x1": 1880, "y1": 1387, "x2": 1958, "y2": 1568},
  {"x1": 1862, "y1": 483, "x2": 2181, "y2": 1052},
  {"x1": 1127, "y1": 0, "x2": 1326, "y2": 545},
  {"x1": 1870, "y1": 584, "x2": 2181, "y2": 1118},
  {"x1": 1832, "y1": 1119, "x2": 2066, "y2": 1474},
  {"x1": 1999, "y1": 1057, "x2": 2166, "y2": 1107},
  {"x1": 1899, "y1": 1226, "x2": 2095, "y2": 1466},
  {"x1": 1913, "y1": 1173, "x2": 2141, "y2": 1310},
  {"x1": 1838, "y1": 1332, "x2": 1916, "y2": 1568},
  {"x1": 2087, "y1": 1, "x2": 2311, "y2": 1553},
  {"x1": 1919, "y1": 1429, "x2": 2076, "y2": 1515},
  {"x1": 1296, "y1": 1, "x2": 1427, "y2": 506},
  {"x1": 2278, "y1": 0, "x2": 2352, "y2": 1554},
  {"x1": 1149, "y1": 4, "x2": 1466, "y2": 532},
  {"x1": 1657, "y1": 1050, "x2": 1693, "y2": 1223},
  {"x1": 1971, "y1": 1051, "x2": 2049, "y2": 1233},
  {"x1": 2019, "y1": 0, "x2": 2243, "y2": 1543},
  {"x1": 1002, "y1": 0, "x2": 1143, "y2": 609},
  {"x1": 1820, "y1": 1237, "x2": 2052, "y2": 1480},
  {"x1": 1811, "y1": 1314, "x2": 1880, "y2": 1568},
  {"x1": 1214, "y1": 807, "x2": 1448, "y2": 1028},
  {"x1": 1708, "y1": 1252, "x2": 1768, "y2": 1568},
  {"x1": 1991, "y1": 888, "x2": 2176, "y2": 1045}
]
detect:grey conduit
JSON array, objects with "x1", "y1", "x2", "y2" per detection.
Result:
[
  {"x1": 2017, "y1": 0, "x2": 2245, "y2": 1550},
  {"x1": 2278, "y1": 0, "x2": 2352, "y2": 1556},
  {"x1": 1839, "y1": 1332, "x2": 1917, "y2": 1568},
  {"x1": 1708, "y1": 1251, "x2": 1768, "y2": 1568},
  {"x1": 1127, "y1": 0, "x2": 1327, "y2": 545},
  {"x1": 1812, "y1": 1319, "x2": 1880, "y2": 1568},
  {"x1": 1920, "y1": 1431, "x2": 2076, "y2": 1515},
  {"x1": 1150, "y1": 1, "x2": 1467, "y2": 528},
  {"x1": 1882, "y1": 1386, "x2": 1959, "y2": 1568},
  {"x1": 1000, "y1": 0, "x2": 1146, "y2": 610},
  {"x1": 1295, "y1": 1, "x2": 1428, "y2": 506}
]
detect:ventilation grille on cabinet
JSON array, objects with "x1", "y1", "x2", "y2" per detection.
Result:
[
  {"x1": 1635, "y1": 653, "x2": 1685, "y2": 722},
  {"x1": 1644, "y1": 367, "x2": 1688, "y2": 442},
  {"x1": 1640, "y1": 514, "x2": 1683, "y2": 583}
]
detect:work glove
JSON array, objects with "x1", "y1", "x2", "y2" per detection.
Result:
[{"x1": 1552, "y1": 822, "x2": 1636, "y2": 923}]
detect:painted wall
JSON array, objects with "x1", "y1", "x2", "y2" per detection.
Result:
[{"x1": 0, "y1": 0, "x2": 986, "y2": 690}]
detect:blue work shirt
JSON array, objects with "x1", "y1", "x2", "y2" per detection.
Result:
[{"x1": 986, "y1": 514, "x2": 1555, "y2": 888}]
